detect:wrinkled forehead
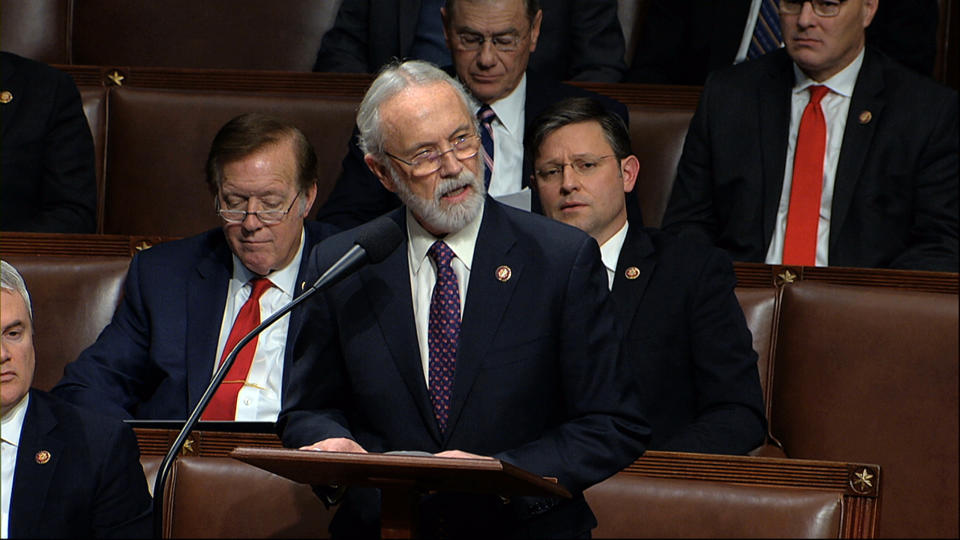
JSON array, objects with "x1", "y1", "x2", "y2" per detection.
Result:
[{"x1": 380, "y1": 83, "x2": 474, "y2": 144}]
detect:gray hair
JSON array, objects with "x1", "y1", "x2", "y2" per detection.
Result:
[
  {"x1": 356, "y1": 60, "x2": 479, "y2": 158},
  {"x1": 1, "y1": 260, "x2": 32, "y2": 322}
]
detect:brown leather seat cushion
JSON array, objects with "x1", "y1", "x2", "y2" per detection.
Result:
[{"x1": 585, "y1": 472, "x2": 843, "y2": 538}]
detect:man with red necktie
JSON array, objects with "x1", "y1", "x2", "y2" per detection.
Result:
[
  {"x1": 662, "y1": 0, "x2": 958, "y2": 271},
  {"x1": 52, "y1": 114, "x2": 339, "y2": 421}
]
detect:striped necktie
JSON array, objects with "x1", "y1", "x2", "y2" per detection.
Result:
[
  {"x1": 748, "y1": 0, "x2": 783, "y2": 59},
  {"x1": 477, "y1": 105, "x2": 496, "y2": 188}
]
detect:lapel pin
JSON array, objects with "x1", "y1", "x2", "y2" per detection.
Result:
[
  {"x1": 624, "y1": 266, "x2": 640, "y2": 280},
  {"x1": 0, "y1": 91, "x2": 12, "y2": 104},
  {"x1": 300, "y1": 280, "x2": 306, "y2": 292},
  {"x1": 35, "y1": 450, "x2": 51, "y2": 465},
  {"x1": 495, "y1": 265, "x2": 512, "y2": 282},
  {"x1": 858, "y1": 110, "x2": 872, "y2": 124}
]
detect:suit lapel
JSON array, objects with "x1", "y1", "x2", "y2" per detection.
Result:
[
  {"x1": 283, "y1": 225, "x2": 322, "y2": 396},
  {"x1": 10, "y1": 393, "x2": 64, "y2": 538},
  {"x1": 363, "y1": 211, "x2": 441, "y2": 441},
  {"x1": 830, "y1": 49, "x2": 884, "y2": 255},
  {"x1": 445, "y1": 201, "x2": 523, "y2": 438},
  {"x1": 758, "y1": 52, "x2": 796, "y2": 250},
  {"x1": 611, "y1": 226, "x2": 657, "y2": 326},
  {"x1": 185, "y1": 233, "x2": 231, "y2": 414}
]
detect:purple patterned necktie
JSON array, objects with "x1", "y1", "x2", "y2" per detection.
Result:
[
  {"x1": 427, "y1": 240, "x2": 461, "y2": 433},
  {"x1": 477, "y1": 104, "x2": 496, "y2": 188}
]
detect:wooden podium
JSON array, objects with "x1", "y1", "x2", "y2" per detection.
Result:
[{"x1": 231, "y1": 447, "x2": 571, "y2": 538}]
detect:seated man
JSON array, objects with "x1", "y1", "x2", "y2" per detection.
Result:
[
  {"x1": 279, "y1": 60, "x2": 649, "y2": 538},
  {"x1": 315, "y1": 0, "x2": 627, "y2": 82},
  {"x1": 0, "y1": 52, "x2": 97, "y2": 233},
  {"x1": 661, "y1": 0, "x2": 958, "y2": 271},
  {"x1": 52, "y1": 114, "x2": 338, "y2": 420},
  {"x1": 530, "y1": 97, "x2": 766, "y2": 454},
  {"x1": 316, "y1": 0, "x2": 629, "y2": 229},
  {"x1": 1, "y1": 260, "x2": 152, "y2": 538}
]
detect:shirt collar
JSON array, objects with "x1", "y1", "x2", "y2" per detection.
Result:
[
  {"x1": 477, "y1": 73, "x2": 526, "y2": 137},
  {"x1": 407, "y1": 201, "x2": 485, "y2": 274},
  {"x1": 599, "y1": 221, "x2": 629, "y2": 289},
  {"x1": 1, "y1": 392, "x2": 30, "y2": 447},
  {"x1": 792, "y1": 47, "x2": 864, "y2": 98},
  {"x1": 230, "y1": 227, "x2": 305, "y2": 298}
]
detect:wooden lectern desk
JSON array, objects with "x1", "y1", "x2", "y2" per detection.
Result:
[{"x1": 231, "y1": 447, "x2": 570, "y2": 539}]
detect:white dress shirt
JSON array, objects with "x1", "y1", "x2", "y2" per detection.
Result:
[
  {"x1": 1, "y1": 394, "x2": 29, "y2": 539},
  {"x1": 599, "y1": 221, "x2": 630, "y2": 290},
  {"x1": 479, "y1": 75, "x2": 527, "y2": 200},
  {"x1": 766, "y1": 49, "x2": 864, "y2": 266},
  {"x1": 407, "y1": 205, "x2": 484, "y2": 387},
  {"x1": 214, "y1": 228, "x2": 305, "y2": 421}
]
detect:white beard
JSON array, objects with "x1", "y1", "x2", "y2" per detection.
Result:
[{"x1": 392, "y1": 162, "x2": 486, "y2": 235}]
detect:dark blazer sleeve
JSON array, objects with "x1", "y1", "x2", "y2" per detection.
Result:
[
  {"x1": 52, "y1": 252, "x2": 165, "y2": 420},
  {"x1": 313, "y1": 0, "x2": 375, "y2": 73},
  {"x1": 90, "y1": 416, "x2": 154, "y2": 537},
  {"x1": 0, "y1": 54, "x2": 97, "y2": 233},
  {"x1": 660, "y1": 248, "x2": 765, "y2": 453}
]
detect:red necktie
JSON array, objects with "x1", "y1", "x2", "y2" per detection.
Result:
[
  {"x1": 202, "y1": 277, "x2": 273, "y2": 420},
  {"x1": 783, "y1": 85, "x2": 829, "y2": 266}
]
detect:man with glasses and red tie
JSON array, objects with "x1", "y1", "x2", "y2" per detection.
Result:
[
  {"x1": 52, "y1": 113, "x2": 338, "y2": 420},
  {"x1": 315, "y1": 0, "x2": 629, "y2": 229},
  {"x1": 280, "y1": 60, "x2": 649, "y2": 538},
  {"x1": 662, "y1": 0, "x2": 958, "y2": 271}
]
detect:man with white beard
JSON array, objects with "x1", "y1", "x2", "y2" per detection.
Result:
[{"x1": 279, "y1": 60, "x2": 649, "y2": 538}]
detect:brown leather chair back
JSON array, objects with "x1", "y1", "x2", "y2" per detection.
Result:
[
  {"x1": 79, "y1": 86, "x2": 108, "y2": 232},
  {"x1": 163, "y1": 456, "x2": 335, "y2": 538},
  {"x1": 3, "y1": 254, "x2": 130, "y2": 391},
  {"x1": 771, "y1": 280, "x2": 959, "y2": 538},
  {"x1": 627, "y1": 107, "x2": 692, "y2": 227},
  {"x1": 72, "y1": 0, "x2": 342, "y2": 71},
  {"x1": 586, "y1": 473, "x2": 843, "y2": 538},
  {"x1": 0, "y1": 0, "x2": 72, "y2": 64},
  {"x1": 734, "y1": 286, "x2": 780, "y2": 418},
  {"x1": 102, "y1": 86, "x2": 358, "y2": 236}
]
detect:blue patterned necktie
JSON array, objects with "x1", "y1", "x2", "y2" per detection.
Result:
[
  {"x1": 427, "y1": 240, "x2": 461, "y2": 433},
  {"x1": 748, "y1": 0, "x2": 783, "y2": 59},
  {"x1": 477, "y1": 104, "x2": 496, "y2": 188}
]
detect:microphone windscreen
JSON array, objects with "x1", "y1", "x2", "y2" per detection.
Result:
[{"x1": 354, "y1": 216, "x2": 403, "y2": 263}]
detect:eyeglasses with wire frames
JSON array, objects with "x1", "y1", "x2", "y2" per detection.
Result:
[
  {"x1": 780, "y1": 0, "x2": 848, "y2": 17},
  {"x1": 384, "y1": 133, "x2": 481, "y2": 177},
  {"x1": 216, "y1": 193, "x2": 300, "y2": 224},
  {"x1": 534, "y1": 155, "x2": 616, "y2": 182},
  {"x1": 453, "y1": 30, "x2": 530, "y2": 53}
]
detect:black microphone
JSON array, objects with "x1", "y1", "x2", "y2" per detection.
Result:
[{"x1": 152, "y1": 216, "x2": 402, "y2": 536}]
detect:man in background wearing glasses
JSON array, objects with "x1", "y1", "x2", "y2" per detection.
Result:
[
  {"x1": 316, "y1": 0, "x2": 629, "y2": 229},
  {"x1": 662, "y1": 0, "x2": 958, "y2": 271},
  {"x1": 52, "y1": 113, "x2": 338, "y2": 421},
  {"x1": 280, "y1": 61, "x2": 649, "y2": 538},
  {"x1": 530, "y1": 97, "x2": 766, "y2": 455}
]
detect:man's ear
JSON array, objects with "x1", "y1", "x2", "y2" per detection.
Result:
[
  {"x1": 528, "y1": 9, "x2": 543, "y2": 52},
  {"x1": 620, "y1": 155, "x2": 640, "y2": 194},
  {"x1": 301, "y1": 183, "x2": 319, "y2": 217},
  {"x1": 365, "y1": 154, "x2": 398, "y2": 193}
]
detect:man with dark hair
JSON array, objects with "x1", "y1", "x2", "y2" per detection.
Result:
[
  {"x1": 315, "y1": 0, "x2": 629, "y2": 229},
  {"x1": 314, "y1": 0, "x2": 626, "y2": 83},
  {"x1": 280, "y1": 61, "x2": 648, "y2": 538},
  {"x1": 2, "y1": 260, "x2": 152, "y2": 538},
  {"x1": 53, "y1": 113, "x2": 338, "y2": 420},
  {"x1": 530, "y1": 97, "x2": 766, "y2": 454},
  {"x1": 662, "y1": 0, "x2": 958, "y2": 271}
]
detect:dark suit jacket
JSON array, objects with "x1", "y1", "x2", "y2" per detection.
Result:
[
  {"x1": 0, "y1": 52, "x2": 97, "y2": 233},
  {"x1": 51, "y1": 222, "x2": 336, "y2": 419},
  {"x1": 315, "y1": 69, "x2": 630, "y2": 229},
  {"x1": 314, "y1": 0, "x2": 626, "y2": 82},
  {"x1": 8, "y1": 390, "x2": 152, "y2": 538},
  {"x1": 612, "y1": 225, "x2": 765, "y2": 454},
  {"x1": 662, "y1": 48, "x2": 958, "y2": 272},
  {"x1": 626, "y1": 0, "x2": 939, "y2": 84},
  {"x1": 280, "y1": 200, "x2": 650, "y2": 537}
]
